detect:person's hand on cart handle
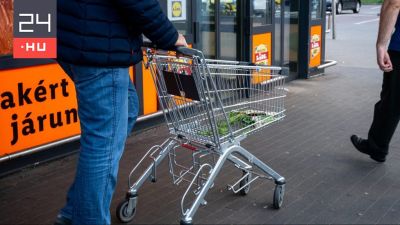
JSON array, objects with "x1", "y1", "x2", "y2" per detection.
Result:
[{"x1": 175, "y1": 33, "x2": 188, "y2": 47}]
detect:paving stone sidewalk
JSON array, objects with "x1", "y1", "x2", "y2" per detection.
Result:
[{"x1": 1, "y1": 62, "x2": 400, "y2": 224}]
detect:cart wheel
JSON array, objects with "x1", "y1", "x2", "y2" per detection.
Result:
[
  {"x1": 273, "y1": 184, "x2": 285, "y2": 209},
  {"x1": 239, "y1": 170, "x2": 251, "y2": 196},
  {"x1": 116, "y1": 199, "x2": 136, "y2": 223}
]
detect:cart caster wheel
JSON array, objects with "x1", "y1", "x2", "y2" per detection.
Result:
[
  {"x1": 116, "y1": 199, "x2": 136, "y2": 223},
  {"x1": 239, "y1": 170, "x2": 251, "y2": 196},
  {"x1": 273, "y1": 184, "x2": 285, "y2": 209},
  {"x1": 180, "y1": 219, "x2": 193, "y2": 225}
]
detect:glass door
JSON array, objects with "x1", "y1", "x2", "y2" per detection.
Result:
[
  {"x1": 274, "y1": 0, "x2": 282, "y2": 65},
  {"x1": 199, "y1": 0, "x2": 217, "y2": 58},
  {"x1": 219, "y1": 0, "x2": 239, "y2": 60},
  {"x1": 282, "y1": 0, "x2": 300, "y2": 79},
  {"x1": 196, "y1": 0, "x2": 241, "y2": 60}
]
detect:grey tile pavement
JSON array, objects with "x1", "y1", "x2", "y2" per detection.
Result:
[{"x1": 1, "y1": 63, "x2": 400, "y2": 224}]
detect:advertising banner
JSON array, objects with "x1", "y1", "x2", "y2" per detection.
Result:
[
  {"x1": 0, "y1": 64, "x2": 80, "y2": 156},
  {"x1": 252, "y1": 33, "x2": 272, "y2": 66},
  {"x1": 0, "y1": 65, "x2": 135, "y2": 157},
  {"x1": 309, "y1": 25, "x2": 322, "y2": 68},
  {"x1": 252, "y1": 33, "x2": 272, "y2": 84}
]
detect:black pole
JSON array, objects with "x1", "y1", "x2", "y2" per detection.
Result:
[{"x1": 298, "y1": 0, "x2": 311, "y2": 79}]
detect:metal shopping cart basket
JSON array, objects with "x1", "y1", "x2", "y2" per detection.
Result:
[{"x1": 116, "y1": 47, "x2": 287, "y2": 225}]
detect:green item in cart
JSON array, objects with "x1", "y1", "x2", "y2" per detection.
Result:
[{"x1": 197, "y1": 110, "x2": 276, "y2": 137}]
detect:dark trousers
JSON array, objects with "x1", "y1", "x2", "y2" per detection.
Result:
[{"x1": 368, "y1": 50, "x2": 400, "y2": 155}]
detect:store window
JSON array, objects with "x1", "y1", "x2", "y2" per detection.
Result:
[
  {"x1": 252, "y1": 0, "x2": 272, "y2": 27},
  {"x1": 160, "y1": 0, "x2": 192, "y2": 36},
  {"x1": 0, "y1": 0, "x2": 13, "y2": 56},
  {"x1": 220, "y1": 0, "x2": 237, "y2": 60},
  {"x1": 311, "y1": 0, "x2": 322, "y2": 20},
  {"x1": 283, "y1": 0, "x2": 299, "y2": 73},
  {"x1": 220, "y1": 0, "x2": 236, "y2": 16},
  {"x1": 200, "y1": 0, "x2": 216, "y2": 58},
  {"x1": 274, "y1": 0, "x2": 281, "y2": 64}
]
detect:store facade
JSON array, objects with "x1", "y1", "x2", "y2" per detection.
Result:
[{"x1": 0, "y1": 0, "x2": 326, "y2": 165}]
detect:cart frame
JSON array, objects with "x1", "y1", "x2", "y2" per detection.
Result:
[{"x1": 116, "y1": 47, "x2": 287, "y2": 225}]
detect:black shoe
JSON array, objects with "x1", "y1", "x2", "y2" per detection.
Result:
[
  {"x1": 350, "y1": 135, "x2": 386, "y2": 163},
  {"x1": 54, "y1": 215, "x2": 72, "y2": 225}
]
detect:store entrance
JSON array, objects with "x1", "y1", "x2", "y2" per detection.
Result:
[
  {"x1": 275, "y1": 0, "x2": 326, "y2": 79},
  {"x1": 197, "y1": 0, "x2": 243, "y2": 61},
  {"x1": 274, "y1": 0, "x2": 307, "y2": 80}
]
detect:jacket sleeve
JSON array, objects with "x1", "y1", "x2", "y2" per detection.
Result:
[{"x1": 114, "y1": 0, "x2": 179, "y2": 49}]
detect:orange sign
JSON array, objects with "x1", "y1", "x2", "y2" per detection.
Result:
[
  {"x1": 309, "y1": 25, "x2": 322, "y2": 68},
  {"x1": 252, "y1": 33, "x2": 272, "y2": 66},
  {"x1": 141, "y1": 51, "x2": 159, "y2": 115},
  {"x1": 0, "y1": 64, "x2": 80, "y2": 156},
  {"x1": 252, "y1": 33, "x2": 272, "y2": 84}
]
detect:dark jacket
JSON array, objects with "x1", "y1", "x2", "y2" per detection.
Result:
[{"x1": 57, "y1": 0, "x2": 178, "y2": 67}]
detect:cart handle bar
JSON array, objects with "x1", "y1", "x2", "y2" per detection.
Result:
[{"x1": 142, "y1": 41, "x2": 203, "y2": 58}]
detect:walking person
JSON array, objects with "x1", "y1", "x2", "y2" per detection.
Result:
[
  {"x1": 54, "y1": 0, "x2": 187, "y2": 224},
  {"x1": 351, "y1": 0, "x2": 400, "y2": 162}
]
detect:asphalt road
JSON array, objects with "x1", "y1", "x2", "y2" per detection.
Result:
[{"x1": 326, "y1": 5, "x2": 381, "y2": 69}]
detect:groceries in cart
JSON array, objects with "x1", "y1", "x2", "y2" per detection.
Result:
[{"x1": 198, "y1": 110, "x2": 277, "y2": 137}]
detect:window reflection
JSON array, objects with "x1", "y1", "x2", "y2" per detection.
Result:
[
  {"x1": 252, "y1": 0, "x2": 272, "y2": 27},
  {"x1": 220, "y1": 0, "x2": 236, "y2": 16},
  {"x1": 282, "y1": 0, "x2": 299, "y2": 73},
  {"x1": 0, "y1": 0, "x2": 13, "y2": 56},
  {"x1": 201, "y1": 0, "x2": 215, "y2": 16},
  {"x1": 219, "y1": 0, "x2": 237, "y2": 60},
  {"x1": 311, "y1": 0, "x2": 322, "y2": 20},
  {"x1": 201, "y1": 0, "x2": 216, "y2": 58}
]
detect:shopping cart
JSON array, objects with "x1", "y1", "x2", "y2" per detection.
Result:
[{"x1": 116, "y1": 47, "x2": 287, "y2": 225}]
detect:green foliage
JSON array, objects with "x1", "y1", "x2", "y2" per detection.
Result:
[
  {"x1": 198, "y1": 111, "x2": 275, "y2": 137},
  {"x1": 228, "y1": 112, "x2": 256, "y2": 126}
]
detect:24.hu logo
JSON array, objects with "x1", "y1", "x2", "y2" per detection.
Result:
[{"x1": 13, "y1": 0, "x2": 56, "y2": 58}]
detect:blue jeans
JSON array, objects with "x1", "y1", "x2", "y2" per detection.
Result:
[{"x1": 57, "y1": 62, "x2": 139, "y2": 225}]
